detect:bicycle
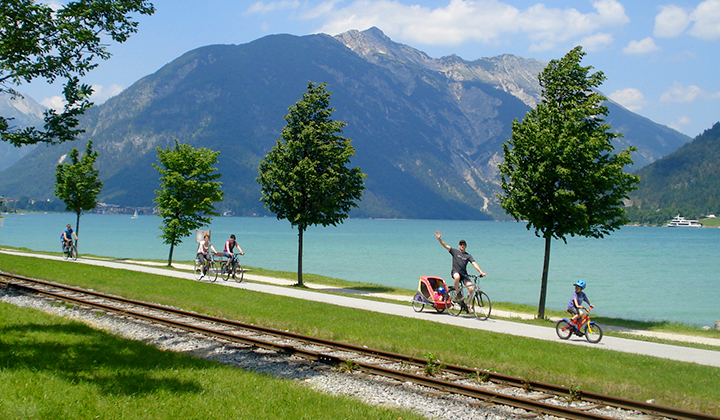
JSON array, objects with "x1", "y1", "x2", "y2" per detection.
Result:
[
  {"x1": 62, "y1": 241, "x2": 78, "y2": 261},
  {"x1": 447, "y1": 274, "x2": 491, "y2": 320},
  {"x1": 556, "y1": 307, "x2": 603, "y2": 343},
  {"x1": 193, "y1": 253, "x2": 218, "y2": 282},
  {"x1": 219, "y1": 253, "x2": 243, "y2": 282}
]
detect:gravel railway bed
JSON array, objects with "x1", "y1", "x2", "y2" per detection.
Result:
[{"x1": 1, "y1": 273, "x2": 718, "y2": 420}]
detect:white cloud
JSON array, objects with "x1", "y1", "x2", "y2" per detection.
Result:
[
  {"x1": 654, "y1": 5, "x2": 690, "y2": 38},
  {"x1": 689, "y1": 0, "x2": 720, "y2": 40},
  {"x1": 668, "y1": 115, "x2": 692, "y2": 133},
  {"x1": 623, "y1": 37, "x2": 660, "y2": 54},
  {"x1": 89, "y1": 84, "x2": 124, "y2": 104},
  {"x1": 39, "y1": 84, "x2": 124, "y2": 110},
  {"x1": 246, "y1": 0, "x2": 301, "y2": 15},
  {"x1": 312, "y1": 0, "x2": 629, "y2": 51},
  {"x1": 41, "y1": 96, "x2": 65, "y2": 111},
  {"x1": 578, "y1": 32, "x2": 613, "y2": 52},
  {"x1": 660, "y1": 82, "x2": 720, "y2": 103},
  {"x1": 654, "y1": 0, "x2": 720, "y2": 40},
  {"x1": 609, "y1": 88, "x2": 646, "y2": 112}
]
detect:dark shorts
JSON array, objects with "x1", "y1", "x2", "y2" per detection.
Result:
[
  {"x1": 452, "y1": 272, "x2": 473, "y2": 288},
  {"x1": 568, "y1": 307, "x2": 580, "y2": 315}
]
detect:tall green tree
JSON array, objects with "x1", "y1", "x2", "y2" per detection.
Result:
[
  {"x1": 257, "y1": 82, "x2": 366, "y2": 287},
  {"x1": 154, "y1": 140, "x2": 224, "y2": 266},
  {"x1": 498, "y1": 46, "x2": 639, "y2": 319},
  {"x1": 0, "y1": 0, "x2": 155, "y2": 146},
  {"x1": 54, "y1": 140, "x2": 103, "y2": 243}
]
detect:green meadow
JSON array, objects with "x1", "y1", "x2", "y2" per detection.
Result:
[{"x1": 1, "y1": 251, "x2": 719, "y2": 417}]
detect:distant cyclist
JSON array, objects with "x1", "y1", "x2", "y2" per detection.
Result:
[
  {"x1": 435, "y1": 231, "x2": 486, "y2": 303},
  {"x1": 222, "y1": 234, "x2": 244, "y2": 273},
  {"x1": 61, "y1": 224, "x2": 77, "y2": 250}
]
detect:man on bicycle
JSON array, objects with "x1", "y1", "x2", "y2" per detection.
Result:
[
  {"x1": 222, "y1": 234, "x2": 244, "y2": 277},
  {"x1": 435, "y1": 231, "x2": 486, "y2": 306},
  {"x1": 61, "y1": 224, "x2": 77, "y2": 250}
]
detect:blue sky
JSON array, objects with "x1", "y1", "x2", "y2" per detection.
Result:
[{"x1": 26, "y1": 0, "x2": 720, "y2": 138}]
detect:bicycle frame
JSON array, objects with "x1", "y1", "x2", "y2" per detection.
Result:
[
  {"x1": 556, "y1": 307, "x2": 603, "y2": 343},
  {"x1": 448, "y1": 274, "x2": 491, "y2": 320}
]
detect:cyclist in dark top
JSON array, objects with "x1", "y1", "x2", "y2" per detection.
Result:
[
  {"x1": 222, "y1": 234, "x2": 244, "y2": 274},
  {"x1": 435, "y1": 231, "x2": 486, "y2": 303},
  {"x1": 61, "y1": 224, "x2": 77, "y2": 249}
]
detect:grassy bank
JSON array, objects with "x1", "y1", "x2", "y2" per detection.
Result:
[
  {"x1": 0, "y1": 303, "x2": 424, "y2": 420},
  {"x1": 1, "y1": 252, "x2": 719, "y2": 415}
]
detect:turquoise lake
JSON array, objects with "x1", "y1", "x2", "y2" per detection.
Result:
[{"x1": 1, "y1": 212, "x2": 718, "y2": 327}]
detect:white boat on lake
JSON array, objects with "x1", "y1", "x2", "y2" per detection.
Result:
[{"x1": 667, "y1": 214, "x2": 702, "y2": 228}]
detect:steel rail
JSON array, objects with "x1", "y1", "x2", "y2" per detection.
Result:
[{"x1": 2, "y1": 272, "x2": 719, "y2": 420}]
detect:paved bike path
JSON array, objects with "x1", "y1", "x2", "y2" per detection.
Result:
[{"x1": 2, "y1": 250, "x2": 719, "y2": 368}]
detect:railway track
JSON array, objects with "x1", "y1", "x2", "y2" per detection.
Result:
[{"x1": 1, "y1": 271, "x2": 718, "y2": 420}]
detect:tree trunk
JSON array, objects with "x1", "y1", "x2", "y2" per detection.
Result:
[
  {"x1": 167, "y1": 243, "x2": 175, "y2": 267},
  {"x1": 537, "y1": 234, "x2": 552, "y2": 319},
  {"x1": 75, "y1": 212, "x2": 81, "y2": 246},
  {"x1": 297, "y1": 227, "x2": 305, "y2": 287}
]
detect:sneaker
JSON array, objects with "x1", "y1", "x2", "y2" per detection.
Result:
[{"x1": 460, "y1": 301, "x2": 469, "y2": 312}]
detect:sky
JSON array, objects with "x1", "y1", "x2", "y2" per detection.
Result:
[{"x1": 22, "y1": 0, "x2": 720, "y2": 138}]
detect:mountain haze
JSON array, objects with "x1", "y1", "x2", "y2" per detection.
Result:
[{"x1": 0, "y1": 28, "x2": 691, "y2": 219}]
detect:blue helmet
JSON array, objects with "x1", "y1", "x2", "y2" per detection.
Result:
[
  {"x1": 574, "y1": 280, "x2": 586, "y2": 289},
  {"x1": 437, "y1": 287, "x2": 446, "y2": 295}
]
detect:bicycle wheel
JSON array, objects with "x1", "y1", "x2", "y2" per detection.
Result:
[
  {"x1": 471, "y1": 291, "x2": 491, "y2": 320},
  {"x1": 584, "y1": 322, "x2": 603, "y2": 343},
  {"x1": 70, "y1": 245, "x2": 78, "y2": 261},
  {"x1": 556, "y1": 320, "x2": 573, "y2": 340},
  {"x1": 208, "y1": 260, "x2": 218, "y2": 282},
  {"x1": 233, "y1": 261, "x2": 243, "y2": 282},
  {"x1": 220, "y1": 261, "x2": 231, "y2": 281},
  {"x1": 193, "y1": 259, "x2": 204, "y2": 280},
  {"x1": 412, "y1": 295, "x2": 425, "y2": 312},
  {"x1": 447, "y1": 288, "x2": 463, "y2": 317},
  {"x1": 63, "y1": 246, "x2": 70, "y2": 260}
]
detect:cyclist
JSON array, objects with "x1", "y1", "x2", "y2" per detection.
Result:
[
  {"x1": 568, "y1": 280, "x2": 593, "y2": 325},
  {"x1": 196, "y1": 234, "x2": 218, "y2": 276},
  {"x1": 222, "y1": 234, "x2": 244, "y2": 277},
  {"x1": 435, "y1": 231, "x2": 486, "y2": 307},
  {"x1": 61, "y1": 224, "x2": 77, "y2": 251}
]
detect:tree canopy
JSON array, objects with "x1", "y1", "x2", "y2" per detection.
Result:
[
  {"x1": 54, "y1": 140, "x2": 103, "y2": 242},
  {"x1": 498, "y1": 46, "x2": 638, "y2": 318},
  {"x1": 0, "y1": 0, "x2": 154, "y2": 146},
  {"x1": 257, "y1": 82, "x2": 366, "y2": 286},
  {"x1": 154, "y1": 140, "x2": 224, "y2": 266}
]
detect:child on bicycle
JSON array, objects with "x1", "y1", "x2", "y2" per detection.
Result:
[{"x1": 568, "y1": 280, "x2": 593, "y2": 325}]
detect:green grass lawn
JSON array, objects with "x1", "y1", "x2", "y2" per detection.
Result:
[
  {"x1": 1, "y1": 251, "x2": 719, "y2": 415},
  {"x1": 700, "y1": 217, "x2": 720, "y2": 228},
  {"x1": 0, "y1": 303, "x2": 425, "y2": 420}
]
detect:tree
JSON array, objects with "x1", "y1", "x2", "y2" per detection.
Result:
[
  {"x1": 54, "y1": 140, "x2": 103, "y2": 243},
  {"x1": 498, "y1": 46, "x2": 639, "y2": 319},
  {"x1": 154, "y1": 140, "x2": 223, "y2": 266},
  {"x1": 257, "y1": 82, "x2": 366, "y2": 287},
  {"x1": 1, "y1": 0, "x2": 155, "y2": 146}
]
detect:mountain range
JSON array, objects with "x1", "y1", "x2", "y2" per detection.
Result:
[
  {"x1": 0, "y1": 28, "x2": 691, "y2": 219},
  {"x1": 0, "y1": 94, "x2": 43, "y2": 171},
  {"x1": 626, "y1": 122, "x2": 720, "y2": 223}
]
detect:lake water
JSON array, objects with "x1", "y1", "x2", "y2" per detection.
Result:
[{"x1": 1, "y1": 212, "x2": 718, "y2": 327}]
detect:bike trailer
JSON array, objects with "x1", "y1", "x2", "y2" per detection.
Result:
[{"x1": 413, "y1": 276, "x2": 451, "y2": 309}]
